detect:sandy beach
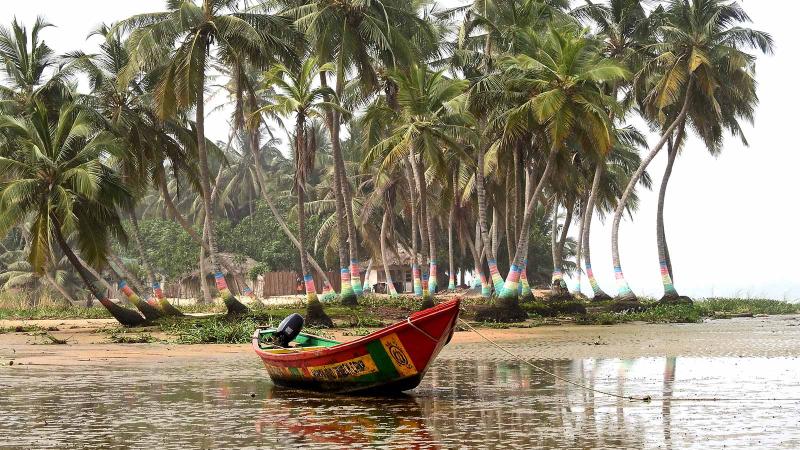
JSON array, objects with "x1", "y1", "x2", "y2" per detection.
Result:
[{"x1": 3, "y1": 314, "x2": 799, "y2": 368}]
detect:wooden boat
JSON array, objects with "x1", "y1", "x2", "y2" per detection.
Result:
[{"x1": 252, "y1": 298, "x2": 460, "y2": 394}]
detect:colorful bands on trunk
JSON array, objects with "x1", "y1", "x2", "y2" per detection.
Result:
[
  {"x1": 350, "y1": 260, "x2": 363, "y2": 296},
  {"x1": 412, "y1": 264, "x2": 423, "y2": 296},
  {"x1": 500, "y1": 264, "x2": 521, "y2": 298},
  {"x1": 242, "y1": 285, "x2": 256, "y2": 299},
  {"x1": 660, "y1": 259, "x2": 677, "y2": 295},
  {"x1": 340, "y1": 267, "x2": 354, "y2": 299},
  {"x1": 428, "y1": 261, "x2": 437, "y2": 294},
  {"x1": 487, "y1": 258, "x2": 505, "y2": 293},
  {"x1": 215, "y1": 271, "x2": 234, "y2": 301},
  {"x1": 152, "y1": 282, "x2": 165, "y2": 300},
  {"x1": 303, "y1": 274, "x2": 318, "y2": 302},
  {"x1": 520, "y1": 260, "x2": 532, "y2": 298},
  {"x1": 614, "y1": 266, "x2": 633, "y2": 295},
  {"x1": 586, "y1": 263, "x2": 602, "y2": 294}
]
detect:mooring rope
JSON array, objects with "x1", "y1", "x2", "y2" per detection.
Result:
[{"x1": 459, "y1": 318, "x2": 800, "y2": 403}]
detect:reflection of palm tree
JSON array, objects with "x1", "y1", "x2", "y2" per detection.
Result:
[{"x1": 662, "y1": 356, "x2": 676, "y2": 447}]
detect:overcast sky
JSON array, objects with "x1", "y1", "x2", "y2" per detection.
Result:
[{"x1": 6, "y1": 1, "x2": 798, "y2": 301}]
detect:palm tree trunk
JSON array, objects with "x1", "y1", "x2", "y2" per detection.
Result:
[
  {"x1": 574, "y1": 193, "x2": 587, "y2": 297},
  {"x1": 410, "y1": 155, "x2": 432, "y2": 305},
  {"x1": 551, "y1": 197, "x2": 574, "y2": 299},
  {"x1": 513, "y1": 142, "x2": 523, "y2": 244},
  {"x1": 319, "y1": 71, "x2": 356, "y2": 305},
  {"x1": 51, "y1": 216, "x2": 145, "y2": 326},
  {"x1": 466, "y1": 224, "x2": 488, "y2": 299},
  {"x1": 108, "y1": 262, "x2": 164, "y2": 321},
  {"x1": 504, "y1": 178, "x2": 514, "y2": 268},
  {"x1": 194, "y1": 79, "x2": 248, "y2": 315},
  {"x1": 380, "y1": 209, "x2": 398, "y2": 297},
  {"x1": 611, "y1": 84, "x2": 693, "y2": 302},
  {"x1": 475, "y1": 146, "x2": 503, "y2": 293},
  {"x1": 404, "y1": 162, "x2": 422, "y2": 297},
  {"x1": 448, "y1": 174, "x2": 457, "y2": 291},
  {"x1": 657, "y1": 125, "x2": 686, "y2": 301},
  {"x1": 198, "y1": 229, "x2": 212, "y2": 304},
  {"x1": 426, "y1": 207, "x2": 438, "y2": 296},
  {"x1": 581, "y1": 162, "x2": 612, "y2": 301}
]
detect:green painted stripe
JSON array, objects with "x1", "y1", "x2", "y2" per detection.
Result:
[
  {"x1": 289, "y1": 367, "x2": 302, "y2": 377},
  {"x1": 366, "y1": 341, "x2": 398, "y2": 379}
]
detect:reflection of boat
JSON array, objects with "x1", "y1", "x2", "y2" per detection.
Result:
[
  {"x1": 254, "y1": 391, "x2": 439, "y2": 448},
  {"x1": 252, "y1": 299, "x2": 460, "y2": 394}
]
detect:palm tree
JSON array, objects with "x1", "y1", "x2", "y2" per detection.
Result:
[
  {"x1": 0, "y1": 102, "x2": 145, "y2": 326},
  {"x1": 611, "y1": 0, "x2": 773, "y2": 303},
  {"x1": 259, "y1": 57, "x2": 339, "y2": 326},
  {"x1": 283, "y1": 0, "x2": 440, "y2": 303},
  {"x1": 481, "y1": 27, "x2": 624, "y2": 316},
  {"x1": 117, "y1": 0, "x2": 298, "y2": 315},
  {"x1": 0, "y1": 17, "x2": 73, "y2": 115},
  {"x1": 366, "y1": 65, "x2": 474, "y2": 307}
]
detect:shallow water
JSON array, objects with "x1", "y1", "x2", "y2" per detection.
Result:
[{"x1": 1, "y1": 354, "x2": 799, "y2": 449}]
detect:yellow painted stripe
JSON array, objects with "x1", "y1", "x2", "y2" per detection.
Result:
[{"x1": 379, "y1": 333, "x2": 418, "y2": 377}]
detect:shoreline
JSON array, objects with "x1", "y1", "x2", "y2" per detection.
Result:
[{"x1": 2, "y1": 314, "x2": 799, "y2": 368}]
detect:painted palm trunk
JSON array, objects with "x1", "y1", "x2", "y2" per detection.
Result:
[
  {"x1": 304, "y1": 274, "x2": 319, "y2": 302},
  {"x1": 340, "y1": 268, "x2": 355, "y2": 299},
  {"x1": 252, "y1": 299, "x2": 460, "y2": 394},
  {"x1": 475, "y1": 265, "x2": 491, "y2": 297},
  {"x1": 614, "y1": 266, "x2": 634, "y2": 297},
  {"x1": 421, "y1": 271, "x2": 430, "y2": 299},
  {"x1": 152, "y1": 281, "x2": 184, "y2": 316},
  {"x1": 520, "y1": 261, "x2": 533, "y2": 300},
  {"x1": 487, "y1": 259, "x2": 505, "y2": 294},
  {"x1": 350, "y1": 260, "x2": 363, "y2": 296},
  {"x1": 499, "y1": 264, "x2": 522, "y2": 299},
  {"x1": 428, "y1": 261, "x2": 438, "y2": 294},
  {"x1": 660, "y1": 259, "x2": 678, "y2": 297},
  {"x1": 585, "y1": 263, "x2": 603, "y2": 296},
  {"x1": 412, "y1": 265, "x2": 423, "y2": 296},
  {"x1": 242, "y1": 285, "x2": 257, "y2": 300},
  {"x1": 448, "y1": 274, "x2": 456, "y2": 291},
  {"x1": 118, "y1": 280, "x2": 163, "y2": 320},
  {"x1": 214, "y1": 272, "x2": 243, "y2": 310}
]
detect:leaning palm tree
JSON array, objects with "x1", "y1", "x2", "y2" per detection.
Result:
[
  {"x1": 116, "y1": 0, "x2": 298, "y2": 315},
  {"x1": 0, "y1": 101, "x2": 145, "y2": 326},
  {"x1": 610, "y1": 0, "x2": 773, "y2": 303},
  {"x1": 477, "y1": 27, "x2": 624, "y2": 320},
  {"x1": 258, "y1": 57, "x2": 339, "y2": 326}
]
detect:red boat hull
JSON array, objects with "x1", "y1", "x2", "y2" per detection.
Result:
[{"x1": 252, "y1": 299, "x2": 460, "y2": 394}]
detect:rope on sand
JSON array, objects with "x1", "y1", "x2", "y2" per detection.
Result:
[
  {"x1": 460, "y1": 318, "x2": 800, "y2": 403},
  {"x1": 458, "y1": 318, "x2": 653, "y2": 402}
]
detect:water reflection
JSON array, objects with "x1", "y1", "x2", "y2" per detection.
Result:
[{"x1": 1, "y1": 355, "x2": 798, "y2": 448}]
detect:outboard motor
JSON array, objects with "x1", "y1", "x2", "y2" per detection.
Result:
[{"x1": 274, "y1": 313, "x2": 304, "y2": 347}]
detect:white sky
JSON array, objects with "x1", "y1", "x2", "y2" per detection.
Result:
[{"x1": 6, "y1": 0, "x2": 798, "y2": 300}]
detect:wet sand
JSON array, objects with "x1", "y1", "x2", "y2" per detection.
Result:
[{"x1": 2, "y1": 314, "x2": 800, "y2": 367}]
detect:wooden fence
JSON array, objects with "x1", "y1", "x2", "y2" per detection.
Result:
[{"x1": 260, "y1": 271, "x2": 341, "y2": 296}]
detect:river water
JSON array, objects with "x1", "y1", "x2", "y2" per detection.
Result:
[{"x1": 1, "y1": 352, "x2": 799, "y2": 449}]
